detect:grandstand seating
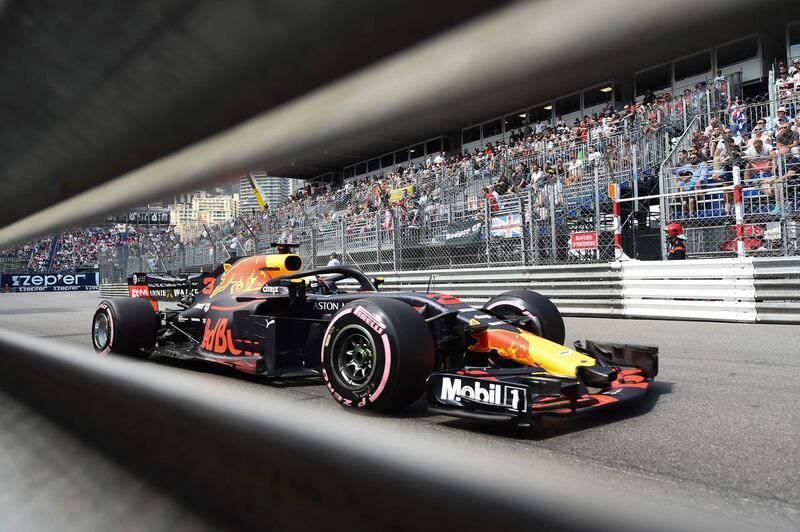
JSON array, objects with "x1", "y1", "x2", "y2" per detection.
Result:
[{"x1": 5, "y1": 64, "x2": 800, "y2": 273}]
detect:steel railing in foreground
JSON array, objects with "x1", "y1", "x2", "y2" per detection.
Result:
[{"x1": 0, "y1": 328, "x2": 710, "y2": 532}]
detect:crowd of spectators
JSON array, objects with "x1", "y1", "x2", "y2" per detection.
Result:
[
  {"x1": 669, "y1": 90, "x2": 800, "y2": 217},
  {"x1": 4, "y1": 66, "x2": 789, "y2": 270}
]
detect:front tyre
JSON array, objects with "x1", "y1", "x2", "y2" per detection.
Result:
[
  {"x1": 484, "y1": 289, "x2": 565, "y2": 344},
  {"x1": 92, "y1": 298, "x2": 158, "y2": 357},
  {"x1": 322, "y1": 298, "x2": 434, "y2": 412}
]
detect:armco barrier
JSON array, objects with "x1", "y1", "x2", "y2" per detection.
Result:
[
  {"x1": 99, "y1": 282, "x2": 128, "y2": 298},
  {"x1": 620, "y1": 259, "x2": 757, "y2": 322},
  {"x1": 366, "y1": 264, "x2": 623, "y2": 317},
  {"x1": 98, "y1": 257, "x2": 800, "y2": 323},
  {"x1": 752, "y1": 256, "x2": 800, "y2": 323}
]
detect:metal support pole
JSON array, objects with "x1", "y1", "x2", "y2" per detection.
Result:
[
  {"x1": 632, "y1": 147, "x2": 639, "y2": 212},
  {"x1": 528, "y1": 189, "x2": 537, "y2": 265},
  {"x1": 518, "y1": 195, "x2": 526, "y2": 264},
  {"x1": 484, "y1": 201, "x2": 491, "y2": 265},
  {"x1": 549, "y1": 187, "x2": 557, "y2": 260},
  {"x1": 733, "y1": 166, "x2": 745, "y2": 258},
  {"x1": 613, "y1": 197, "x2": 622, "y2": 260},
  {"x1": 658, "y1": 166, "x2": 668, "y2": 260},
  {"x1": 593, "y1": 166, "x2": 601, "y2": 261},
  {"x1": 311, "y1": 222, "x2": 318, "y2": 269},
  {"x1": 375, "y1": 211, "x2": 381, "y2": 269},
  {"x1": 340, "y1": 217, "x2": 346, "y2": 259},
  {"x1": 393, "y1": 208, "x2": 401, "y2": 271}
]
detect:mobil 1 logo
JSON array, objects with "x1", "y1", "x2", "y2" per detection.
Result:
[{"x1": 437, "y1": 376, "x2": 526, "y2": 412}]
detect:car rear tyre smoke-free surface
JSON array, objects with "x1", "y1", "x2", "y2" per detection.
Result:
[{"x1": 322, "y1": 298, "x2": 435, "y2": 412}]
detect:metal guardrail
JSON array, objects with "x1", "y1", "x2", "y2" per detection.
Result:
[
  {"x1": 99, "y1": 283, "x2": 129, "y2": 298},
  {"x1": 752, "y1": 256, "x2": 800, "y2": 323},
  {"x1": 620, "y1": 259, "x2": 756, "y2": 322},
  {"x1": 369, "y1": 264, "x2": 623, "y2": 316},
  {"x1": 101, "y1": 257, "x2": 800, "y2": 323},
  {"x1": 0, "y1": 328, "x2": 701, "y2": 532}
]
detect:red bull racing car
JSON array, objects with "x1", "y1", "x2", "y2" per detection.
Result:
[{"x1": 92, "y1": 244, "x2": 658, "y2": 426}]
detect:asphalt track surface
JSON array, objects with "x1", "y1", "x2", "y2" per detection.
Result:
[{"x1": 0, "y1": 292, "x2": 797, "y2": 531}]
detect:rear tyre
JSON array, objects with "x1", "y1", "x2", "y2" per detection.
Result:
[
  {"x1": 483, "y1": 289, "x2": 565, "y2": 344},
  {"x1": 321, "y1": 298, "x2": 435, "y2": 412},
  {"x1": 92, "y1": 298, "x2": 158, "y2": 357}
]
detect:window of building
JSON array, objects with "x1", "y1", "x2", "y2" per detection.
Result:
[
  {"x1": 344, "y1": 166, "x2": 355, "y2": 179},
  {"x1": 634, "y1": 64, "x2": 671, "y2": 96},
  {"x1": 674, "y1": 51, "x2": 711, "y2": 81},
  {"x1": 381, "y1": 154, "x2": 394, "y2": 168},
  {"x1": 442, "y1": 138, "x2": 451, "y2": 152},
  {"x1": 462, "y1": 126, "x2": 480, "y2": 144},
  {"x1": 716, "y1": 36, "x2": 758, "y2": 68},
  {"x1": 583, "y1": 84, "x2": 613, "y2": 108},
  {"x1": 409, "y1": 143, "x2": 424, "y2": 157},
  {"x1": 482, "y1": 119, "x2": 502, "y2": 138},
  {"x1": 355, "y1": 163, "x2": 367, "y2": 176},
  {"x1": 367, "y1": 158, "x2": 379, "y2": 172},
  {"x1": 504, "y1": 112, "x2": 525, "y2": 132},
  {"x1": 425, "y1": 138, "x2": 442, "y2": 155},
  {"x1": 554, "y1": 93, "x2": 580, "y2": 117},
  {"x1": 394, "y1": 149, "x2": 408, "y2": 163},
  {"x1": 528, "y1": 104, "x2": 552, "y2": 123}
]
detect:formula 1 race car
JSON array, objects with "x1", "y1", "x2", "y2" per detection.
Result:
[{"x1": 91, "y1": 244, "x2": 658, "y2": 426}]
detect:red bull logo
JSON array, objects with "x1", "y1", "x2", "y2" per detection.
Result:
[
  {"x1": 200, "y1": 318, "x2": 241, "y2": 355},
  {"x1": 210, "y1": 255, "x2": 270, "y2": 297},
  {"x1": 469, "y1": 327, "x2": 595, "y2": 377},
  {"x1": 469, "y1": 328, "x2": 532, "y2": 366}
]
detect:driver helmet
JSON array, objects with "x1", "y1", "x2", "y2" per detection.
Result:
[{"x1": 664, "y1": 223, "x2": 684, "y2": 237}]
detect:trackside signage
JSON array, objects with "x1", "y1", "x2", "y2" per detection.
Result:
[
  {"x1": 1, "y1": 272, "x2": 99, "y2": 293},
  {"x1": 569, "y1": 232, "x2": 598, "y2": 251}
]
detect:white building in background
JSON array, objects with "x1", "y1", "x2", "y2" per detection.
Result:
[
  {"x1": 170, "y1": 191, "x2": 240, "y2": 242},
  {"x1": 288, "y1": 178, "x2": 305, "y2": 198},
  {"x1": 239, "y1": 172, "x2": 292, "y2": 214}
]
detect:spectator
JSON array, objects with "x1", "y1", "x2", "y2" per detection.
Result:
[
  {"x1": 483, "y1": 187, "x2": 499, "y2": 212},
  {"x1": 327, "y1": 252, "x2": 341, "y2": 266}
]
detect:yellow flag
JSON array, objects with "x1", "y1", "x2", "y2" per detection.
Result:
[{"x1": 247, "y1": 174, "x2": 267, "y2": 211}]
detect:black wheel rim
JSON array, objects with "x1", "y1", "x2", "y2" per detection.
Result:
[
  {"x1": 490, "y1": 303, "x2": 543, "y2": 336},
  {"x1": 93, "y1": 312, "x2": 109, "y2": 349},
  {"x1": 332, "y1": 325, "x2": 377, "y2": 389}
]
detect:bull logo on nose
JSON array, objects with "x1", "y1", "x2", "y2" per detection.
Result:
[
  {"x1": 210, "y1": 256, "x2": 269, "y2": 297},
  {"x1": 469, "y1": 328, "x2": 532, "y2": 366}
]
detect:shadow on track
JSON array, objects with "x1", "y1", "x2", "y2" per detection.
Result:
[{"x1": 438, "y1": 381, "x2": 673, "y2": 440}]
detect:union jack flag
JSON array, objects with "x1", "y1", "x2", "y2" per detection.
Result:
[{"x1": 490, "y1": 213, "x2": 522, "y2": 238}]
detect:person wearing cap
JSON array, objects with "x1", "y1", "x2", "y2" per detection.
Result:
[{"x1": 767, "y1": 107, "x2": 791, "y2": 131}]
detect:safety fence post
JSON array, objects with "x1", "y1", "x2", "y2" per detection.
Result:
[
  {"x1": 732, "y1": 165, "x2": 745, "y2": 259},
  {"x1": 527, "y1": 189, "x2": 537, "y2": 266},
  {"x1": 611, "y1": 183, "x2": 622, "y2": 260},
  {"x1": 548, "y1": 187, "x2": 557, "y2": 260},
  {"x1": 375, "y1": 211, "x2": 381, "y2": 269},
  {"x1": 518, "y1": 194, "x2": 526, "y2": 264},
  {"x1": 310, "y1": 223, "x2": 318, "y2": 269},
  {"x1": 484, "y1": 200, "x2": 491, "y2": 266},
  {"x1": 593, "y1": 166, "x2": 601, "y2": 261},
  {"x1": 340, "y1": 217, "x2": 347, "y2": 260}
]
